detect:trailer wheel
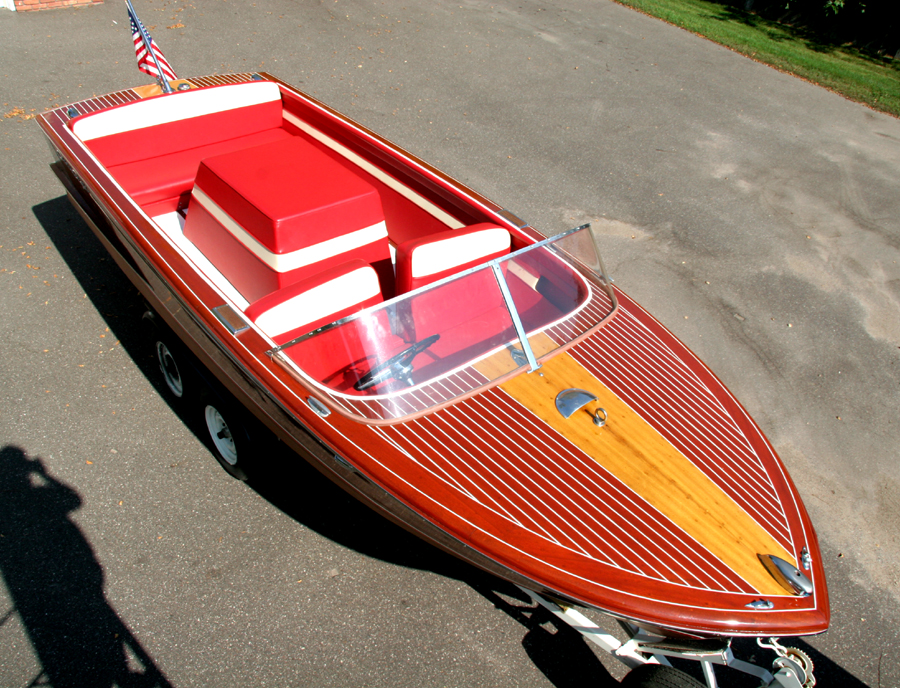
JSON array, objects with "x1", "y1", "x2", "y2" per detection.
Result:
[
  {"x1": 620, "y1": 664, "x2": 705, "y2": 688},
  {"x1": 203, "y1": 401, "x2": 251, "y2": 481},
  {"x1": 144, "y1": 311, "x2": 200, "y2": 404},
  {"x1": 156, "y1": 339, "x2": 187, "y2": 398}
]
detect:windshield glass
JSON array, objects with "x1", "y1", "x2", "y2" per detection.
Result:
[{"x1": 270, "y1": 224, "x2": 617, "y2": 423}]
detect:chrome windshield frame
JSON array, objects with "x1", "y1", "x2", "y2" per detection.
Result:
[
  {"x1": 267, "y1": 222, "x2": 597, "y2": 358},
  {"x1": 491, "y1": 261, "x2": 541, "y2": 372}
]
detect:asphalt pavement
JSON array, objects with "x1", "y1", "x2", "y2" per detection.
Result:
[{"x1": 1, "y1": 1, "x2": 898, "y2": 686}]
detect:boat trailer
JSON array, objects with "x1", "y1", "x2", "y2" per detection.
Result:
[{"x1": 519, "y1": 587, "x2": 816, "y2": 688}]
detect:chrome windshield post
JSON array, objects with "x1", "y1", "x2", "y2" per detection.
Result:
[{"x1": 491, "y1": 261, "x2": 541, "y2": 373}]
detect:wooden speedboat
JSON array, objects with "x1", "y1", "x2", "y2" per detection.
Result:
[{"x1": 38, "y1": 72, "x2": 828, "y2": 686}]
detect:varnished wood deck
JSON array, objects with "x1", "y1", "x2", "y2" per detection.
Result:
[{"x1": 498, "y1": 350, "x2": 795, "y2": 596}]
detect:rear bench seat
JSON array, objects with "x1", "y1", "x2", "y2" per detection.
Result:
[{"x1": 70, "y1": 81, "x2": 291, "y2": 216}]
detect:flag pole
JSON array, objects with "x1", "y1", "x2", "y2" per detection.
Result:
[{"x1": 126, "y1": 0, "x2": 174, "y2": 94}]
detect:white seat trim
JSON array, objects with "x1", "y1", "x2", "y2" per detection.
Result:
[
  {"x1": 192, "y1": 186, "x2": 388, "y2": 273},
  {"x1": 152, "y1": 211, "x2": 250, "y2": 310},
  {"x1": 253, "y1": 265, "x2": 381, "y2": 337},
  {"x1": 72, "y1": 81, "x2": 282, "y2": 141},
  {"x1": 411, "y1": 227, "x2": 510, "y2": 278}
]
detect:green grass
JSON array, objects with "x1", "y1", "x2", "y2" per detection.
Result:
[{"x1": 613, "y1": 0, "x2": 900, "y2": 117}]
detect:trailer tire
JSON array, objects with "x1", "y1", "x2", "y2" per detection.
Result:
[
  {"x1": 144, "y1": 312, "x2": 202, "y2": 405},
  {"x1": 156, "y1": 338, "x2": 188, "y2": 399},
  {"x1": 620, "y1": 664, "x2": 705, "y2": 688},
  {"x1": 203, "y1": 400, "x2": 252, "y2": 481}
]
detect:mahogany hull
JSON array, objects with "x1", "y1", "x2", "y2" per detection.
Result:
[{"x1": 38, "y1": 72, "x2": 828, "y2": 639}]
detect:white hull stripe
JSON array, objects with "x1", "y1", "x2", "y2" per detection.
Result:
[{"x1": 192, "y1": 187, "x2": 388, "y2": 273}]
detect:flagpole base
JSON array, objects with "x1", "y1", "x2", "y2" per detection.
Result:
[{"x1": 133, "y1": 79, "x2": 194, "y2": 99}]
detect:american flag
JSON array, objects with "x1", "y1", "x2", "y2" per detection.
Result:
[{"x1": 128, "y1": 3, "x2": 177, "y2": 82}]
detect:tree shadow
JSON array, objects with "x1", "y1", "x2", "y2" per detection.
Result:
[
  {"x1": 704, "y1": 0, "x2": 899, "y2": 62},
  {"x1": 0, "y1": 445, "x2": 174, "y2": 688}
]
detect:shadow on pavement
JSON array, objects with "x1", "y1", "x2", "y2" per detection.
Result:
[
  {"x1": 0, "y1": 445, "x2": 174, "y2": 688},
  {"x1": 725, "y1": 636, "x2": 869, "y2": 688},
  {"x1": 33, "y1": 196, "x2": 149, "y2": 362},
  {"x1": 251, "y1": 448, "x2": 621, "y2": 688},
  {"x1": 35, "y1": 193, "x2": 618, "y2": 687},
  {"x1": 471, "y1": 580, "x2": 619, "y2": 688}
]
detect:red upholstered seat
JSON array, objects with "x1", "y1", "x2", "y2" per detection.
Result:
[
  {"x1": 245, "y1": 260, "x2": 383, "y2": 345},
  {"x1": 389, "y1": 224, "x2": 514, "y2": 365},
  {"x1": 183, "y1": 136, "x2": 391, "y2": 303},
  {"x1": 108, "y1": 128, "x2": 292, "y2": 212},
  {"x1": 72, "y1": 81, "x2": 285, "y2": 165},
  {"x1": 70, "y1": 81, "x2": 287, "y2": 215},
  {"x1": 394, "y1": 223, "x2": 511, "y2": 294}
]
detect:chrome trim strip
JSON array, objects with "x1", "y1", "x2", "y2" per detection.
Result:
[{"x1": 212, "y1": 304, "x2": 249, "y2": 334}]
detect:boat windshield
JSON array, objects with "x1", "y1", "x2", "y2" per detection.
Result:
[{"x1": 270, "y1": 224, "x2": 617, "y2": 423}]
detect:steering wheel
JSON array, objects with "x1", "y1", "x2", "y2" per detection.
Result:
[{"x1": 354, "y1": 334, "x2": 440, "y2": 391}]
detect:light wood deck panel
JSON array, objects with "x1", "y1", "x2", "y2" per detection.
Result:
[
  {"x1": 577, "y1": 305, "x2": 793, "y2": 547},
  {"x1": 497, "y1": 351, "x2": 796, "y2": 596}
]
